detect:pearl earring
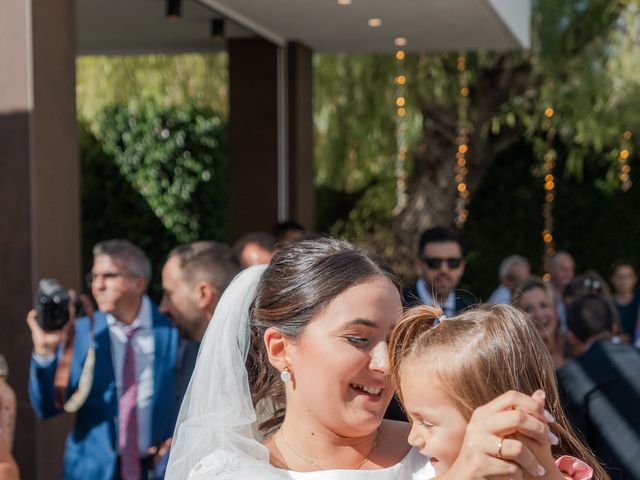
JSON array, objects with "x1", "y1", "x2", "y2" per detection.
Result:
[{"x1": 280, "y1": 367, "x2": 292, "y2": 383}]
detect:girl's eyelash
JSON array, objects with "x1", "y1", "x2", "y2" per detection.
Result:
[{"x1": 421, "y1": 421, "x2": 434, "y2": 429}]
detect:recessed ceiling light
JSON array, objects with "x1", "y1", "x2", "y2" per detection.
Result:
[
  {"x1": 368, "y1": 18, "x2": 382, "y2": 27},
  {"x1": 337, "y1": 0, "x2": 352, "y2": 5},
  {"x1": 394, "y1": 37, "x2": 407, "y2": 47}
]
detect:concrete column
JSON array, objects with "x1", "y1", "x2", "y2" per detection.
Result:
[
  {"x1": 0, "y1": 1, "x2": 80, "y2": 478},
  {"x1": 287, "y1": 42, "x2": 315, "y2": 231},
  {"x1": 228, "y1": 39, "x2": 314, "y2": 240},
  {"x1": 228, "y1": 38, "x2": 280, "y2": 241}
]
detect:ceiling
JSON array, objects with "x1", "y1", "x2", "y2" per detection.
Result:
[{"x1": 77, "y1": 0, "x2": 530, "y2": 55}]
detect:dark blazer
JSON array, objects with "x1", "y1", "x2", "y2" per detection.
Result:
[
  {"x1": 557, "y1": 340, "x2": 640, "y2": 480},
  {"x1": 173, "y1": 338, "x2": 199, "y2": 419},
  {"x1": 29, "y1": 303, "x2": 179, "y2": 480},
  {"x1": 401, "y1": 285, "x2": 476, "y2": 313}
]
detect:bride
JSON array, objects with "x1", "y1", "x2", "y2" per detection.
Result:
[{"x1": 166, "y1": 238, "x2": 552, "y2": 479}]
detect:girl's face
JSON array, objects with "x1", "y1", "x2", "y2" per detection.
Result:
[
  {"x1": 285, "y1": 276, "x2": 402, "y2": 437},
  {"x1": 519, "y1": 287, "x2": 558, "y2": 342},
  {"x1": 400, "y1": 358, "x2": 467, "y2": 474}
]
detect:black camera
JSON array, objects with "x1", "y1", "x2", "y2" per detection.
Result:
[{"x1": 35, "y1": 279, "x2": 85, "y2": 331}]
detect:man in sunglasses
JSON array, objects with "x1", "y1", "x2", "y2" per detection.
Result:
[
  {"x1": 403, "y1": 226, "x2": 475, "y2": 316},
  {"x1": 386, "y1": 225, "x2": 477, "y2": 421}
]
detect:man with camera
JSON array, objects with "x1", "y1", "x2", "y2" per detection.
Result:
[{"x1": 28, "y1": 240, "x2": 178, "y2": 480}]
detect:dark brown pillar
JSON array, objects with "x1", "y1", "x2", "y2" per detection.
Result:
[
  {"x1": 228, "y1": 38, "x2": 280, "y2": 241},
  {"x1": 228, "y1": 39, "x2": 315, "y2": 240},
  {"x1": 287, "y1": 42, "x2": 315, "y2": 231},
  {"x1": 0, "y1": 1, "x2": 79, "y2": 479}
]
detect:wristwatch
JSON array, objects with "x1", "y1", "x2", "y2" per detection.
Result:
[{"x1": 0, "y1": 354, "x2": 8, "y2": 379}]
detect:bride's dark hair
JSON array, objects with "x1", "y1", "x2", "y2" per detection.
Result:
[{"x1": 246, "y1": 237, "x2": 399, "y2": 436}]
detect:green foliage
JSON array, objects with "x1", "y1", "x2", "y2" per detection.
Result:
[
  {"x1": 77, "y1": 53, "x2": 228, "y2": 124},
  {"x1": 96, "y1": 102, "x2": 227, "y2": 245},
  {"x1": 464, "y1": 140, "x2": 640, "y2": 299},
  {"x1": 81, "y1": 123, "x2": 175, "y2": 298},
  {"x1": 80, "y1": 103, "x2": 227, "y2": 298},
  {"x1": 329, "y1": 179, "x2": 396, "y2": 240},
  {"x1": 314, "y1": 54, "x2": 423, "y2": 192},
  {"x1": 314, "y1": 0, "x2": 640, "y2": 275}
]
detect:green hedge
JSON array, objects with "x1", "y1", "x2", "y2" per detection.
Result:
[{"x1": 80, "y1": 102, "x2": 227, "y2": 299}]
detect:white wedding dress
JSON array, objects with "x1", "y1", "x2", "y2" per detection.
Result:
[
  {"x1": 166, "y1": 265, "x2": 434, "y2": 480},
  {"x1": 284, "y1": 448, "x2": 434, "y2": 479}
]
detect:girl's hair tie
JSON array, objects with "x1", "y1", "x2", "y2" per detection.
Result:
[{"x1": 433, "y1": 314, "x2": 447, "y2": 328}]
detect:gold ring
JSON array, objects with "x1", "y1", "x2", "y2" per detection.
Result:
[{"x1": 497, "y1": 439, "x2": 504, "y2": 459}]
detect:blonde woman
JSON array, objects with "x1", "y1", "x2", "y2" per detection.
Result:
[{"x1": 513, "y1": 276, "x2": 569, "y2": 367}]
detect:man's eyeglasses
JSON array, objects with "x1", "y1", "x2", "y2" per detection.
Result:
[
  {"x1": 85, "y1": 272, "x2": 128, "y2": 288},
  {"x1": 421, "y1": 257, "x2": 463, "y2": 270}
]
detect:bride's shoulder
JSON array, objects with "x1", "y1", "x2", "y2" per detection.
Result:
[
  {"x1": 187, "y1": 448, "x2": 241, "y2": 479},
  {"x1": 187, "y1": 448, "x2": 287, "y2": 480}
]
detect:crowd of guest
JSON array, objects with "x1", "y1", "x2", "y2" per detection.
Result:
[{"x1": 1, "y1": 222, "x2": 639, "y2": 479}]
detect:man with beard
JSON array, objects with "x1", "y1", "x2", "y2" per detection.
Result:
[
  {"x1": 403, "y1": 226, "x2": 475, "y2": 315},
  {"x1": 159, "y1": 241, "x2": 240, "y2": 403},
  {"x1": 387, "y1": 226, "x2": 476, "y2": 422}
]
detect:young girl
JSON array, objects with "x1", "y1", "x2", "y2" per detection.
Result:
[{"x1": 389, "y1": 303, "x2": 609, "y2": 480}]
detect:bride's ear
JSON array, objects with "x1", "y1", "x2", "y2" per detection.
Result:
[{"x1": 264, "y1": 327, "x2": 291, "y2": 370}]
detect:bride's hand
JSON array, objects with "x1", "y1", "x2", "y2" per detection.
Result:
[{"x1": 440, "y1": 390, "x2": 554, "y2": 480}]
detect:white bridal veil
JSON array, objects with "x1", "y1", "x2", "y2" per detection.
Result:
[{"x1": 165, "y1": 265, "x2": 288, "y2": 479}]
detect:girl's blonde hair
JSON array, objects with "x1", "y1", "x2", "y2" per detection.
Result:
[{"x1": 389, "y1": 303, "x2": 609, "y2": 480}]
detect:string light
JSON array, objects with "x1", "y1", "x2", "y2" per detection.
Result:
[
  {"x1": 393, "y1": 47, "x2": 409, "y2": 215},
  {"x1": 541, "y1": 107, "x2": 556, "y2": 280},
  {"x1": 618, "y1": 131, "x2": 633, "y2": 192},
  {"x1": 454, "y1": 54, "x2": 471, "y2": 228}
]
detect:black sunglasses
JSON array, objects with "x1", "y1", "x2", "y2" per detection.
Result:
[{"x1": 421, "y1": 257, "x2": 463, "y2": 269}]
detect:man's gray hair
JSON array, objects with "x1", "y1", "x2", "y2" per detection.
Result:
[
  {"x1": 499, "y1": 255, "x2": 529, "y2": 279},
  {"x1": 93, "y1": 239, "x2": 152, "y2": 283}
]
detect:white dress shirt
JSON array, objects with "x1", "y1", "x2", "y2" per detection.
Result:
[
  {"x1": 107, "y1": 295, "x2": 155, "y2": 455},
  {"x1": 488, "y1": 285, "x2": 512, "y2": 304},
  {"x1": 416, "y1": 279, "x2": 456, "y2": 317}
]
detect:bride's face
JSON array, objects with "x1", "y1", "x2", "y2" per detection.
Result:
[{"x1": 285, "y1": 276, "x2": 402, "y2": 437}]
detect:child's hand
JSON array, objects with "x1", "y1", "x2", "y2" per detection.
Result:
[{"x1": 443, "y1": 390, "x2": 554, "y2": 480}]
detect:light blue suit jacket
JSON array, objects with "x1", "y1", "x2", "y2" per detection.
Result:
[{"x1": 29, "y1": 303, "x2": 179, "y2": 480}]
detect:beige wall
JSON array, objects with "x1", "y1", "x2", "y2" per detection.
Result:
[{"x1": 0, "y1": 1, "x2": 80, "y2": 478}]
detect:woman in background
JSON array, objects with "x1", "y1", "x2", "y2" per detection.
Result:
[
  {"x1": 513, "y1": 277, "x2": 569, "y2": 367},
  {"x1": 609, "y1": 260, "x2": 640, "y2": 343}
]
